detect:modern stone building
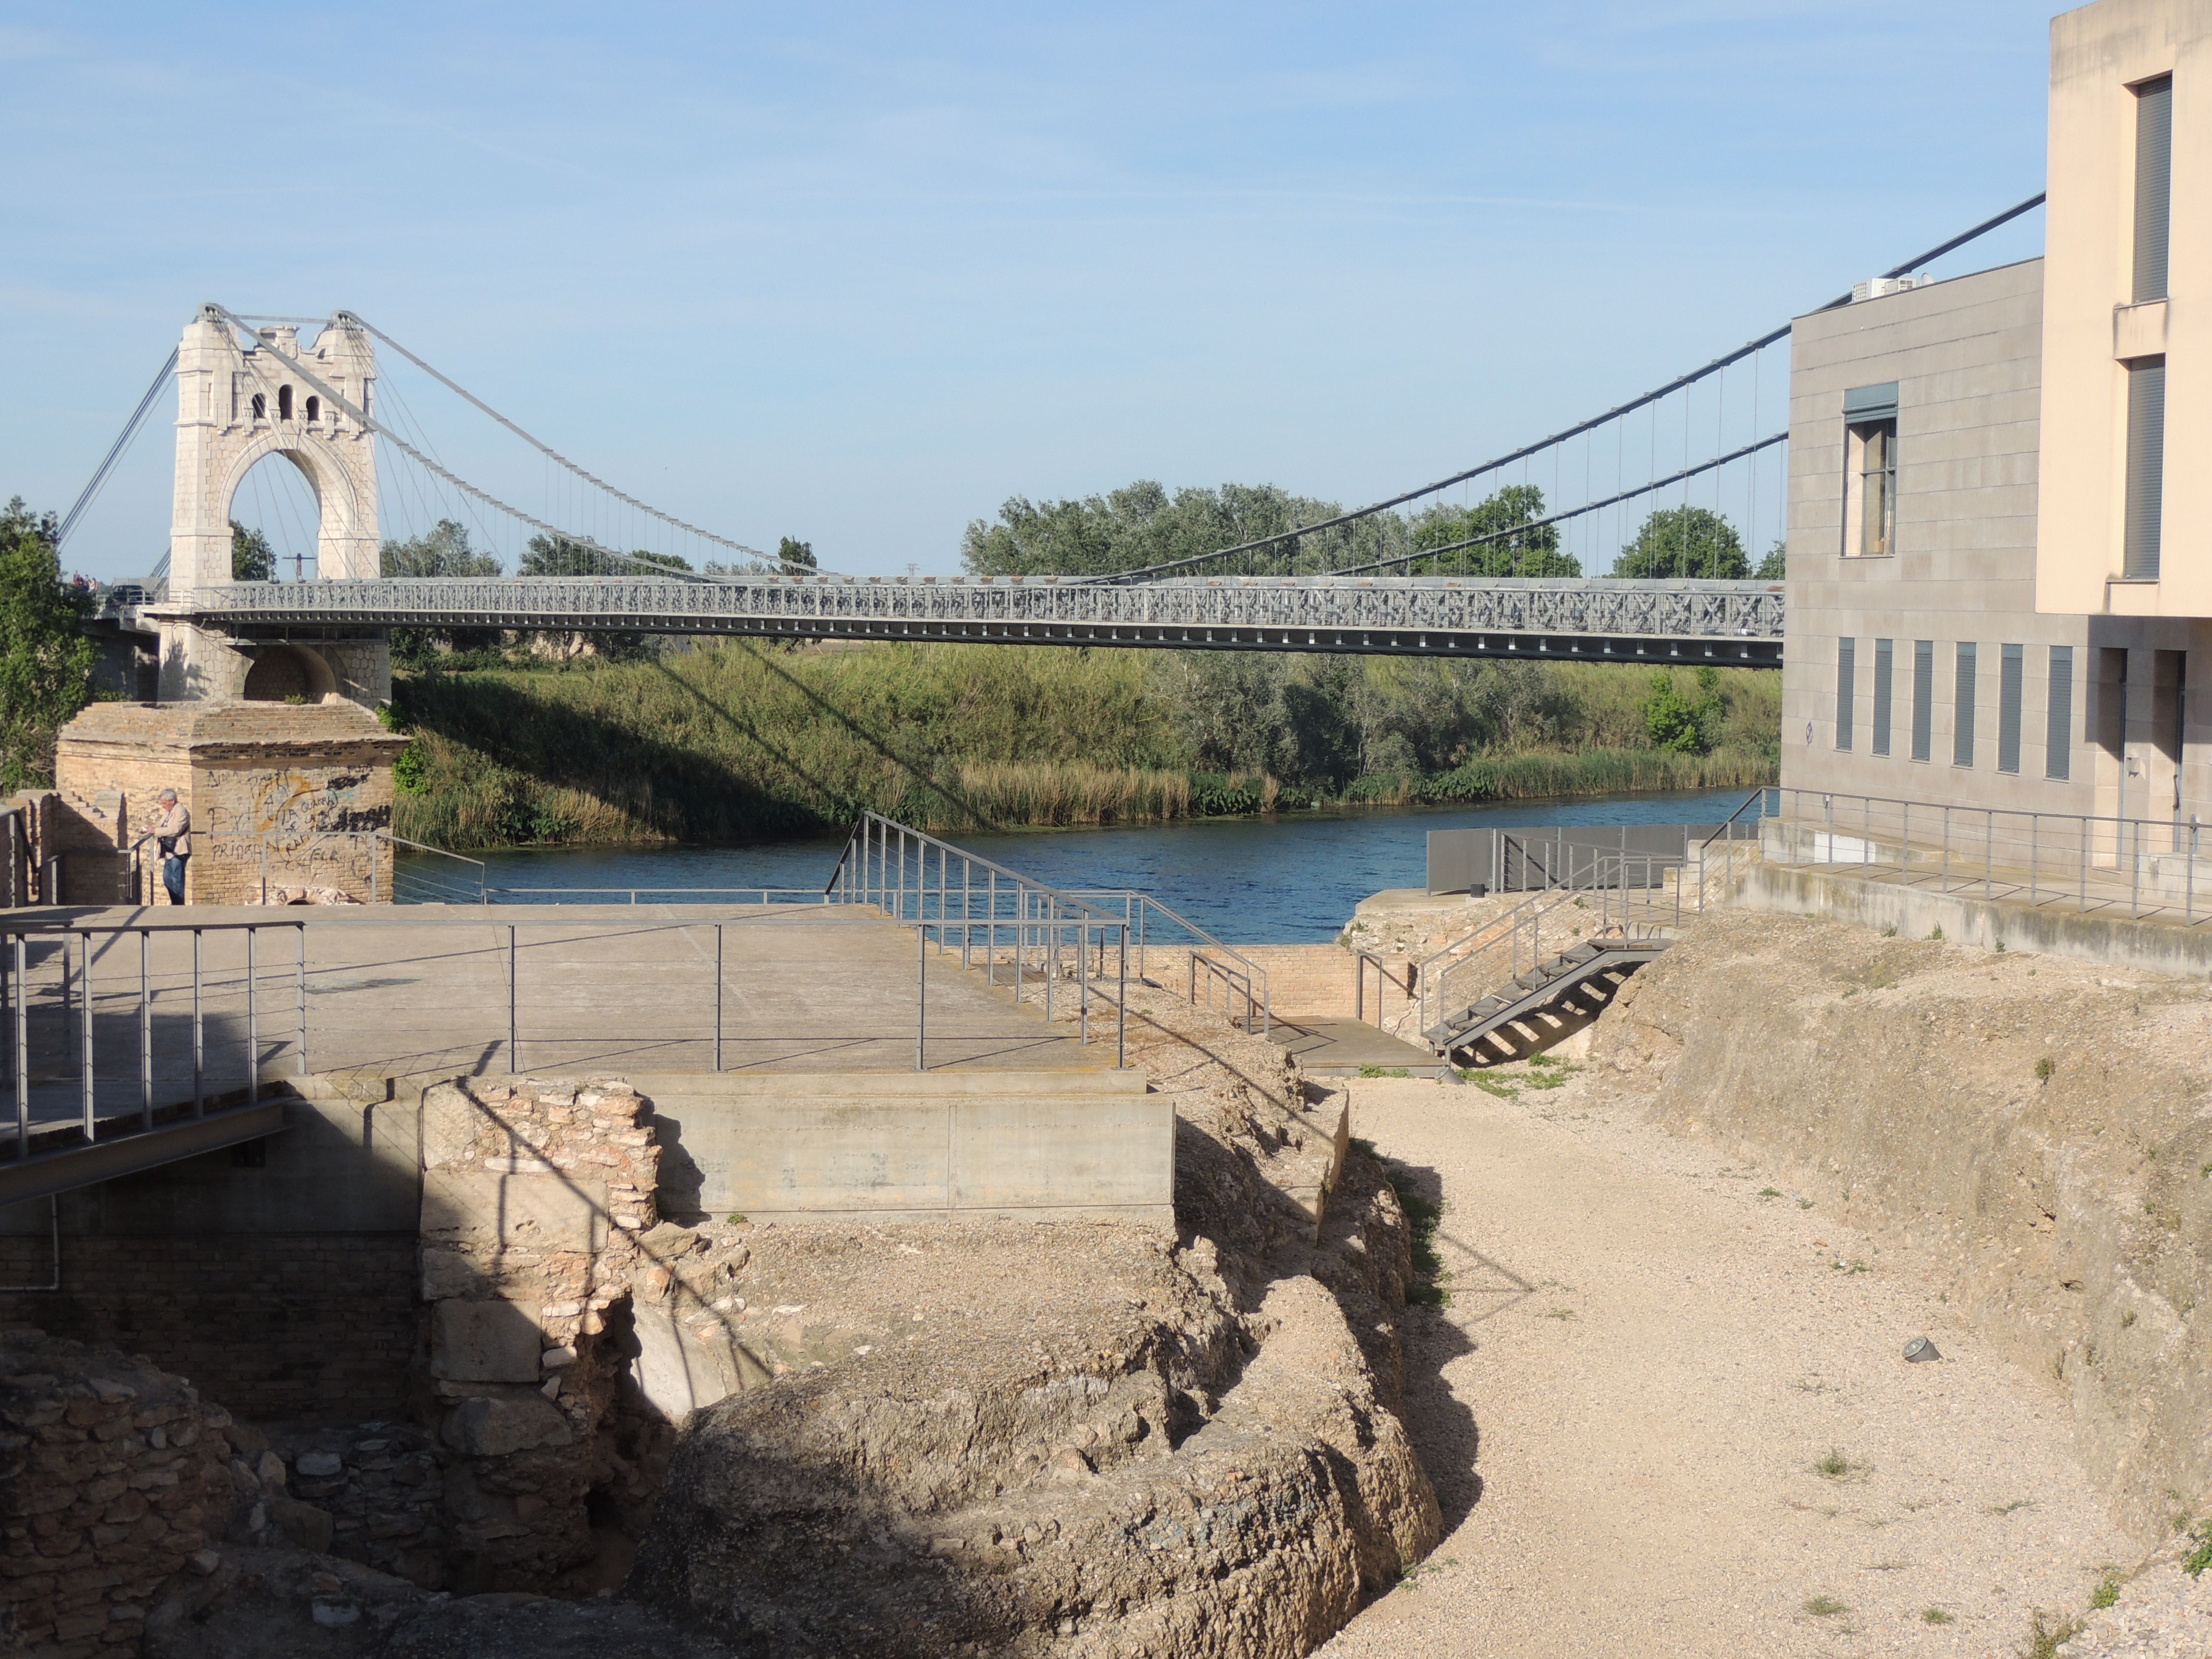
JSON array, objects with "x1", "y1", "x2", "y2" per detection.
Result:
[{"x1": 1780, "y1": 0, "x2": 2208, "y2": 846}]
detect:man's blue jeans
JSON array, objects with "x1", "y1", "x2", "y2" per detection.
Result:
[{"x1": 162, "y1": 854, "x2": 187, "y2": 904}]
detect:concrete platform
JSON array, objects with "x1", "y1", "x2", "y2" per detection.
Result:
[
  {"x1": 1264, "y1": 1016, "x2": 1455, "y2": 1082},
  {"x1": 1, "y1": 904, "x2": 1110, "y2": 1146}
]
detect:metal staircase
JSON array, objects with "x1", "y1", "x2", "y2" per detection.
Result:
[{"x1": 1423, "y1": 927, "x2": 1670, "y2": 1062}]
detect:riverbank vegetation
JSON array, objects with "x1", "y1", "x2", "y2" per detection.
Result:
[{"x1": 389, "y1": 640, "x2": 1779, "y2": 848}]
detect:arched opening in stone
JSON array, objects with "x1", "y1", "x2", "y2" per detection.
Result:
[
  {"x1": 229, "y1": 450, "x2": 324, "y2": 582},
  {"x1": 277, "y1": 385, "x2": 293, "y2": 421},
  {"x1": 304, "y1": 395, "x2": 319, "y2": 423},
  {"x1": 242, "y1": 644, "x2": 337, "y2": 702}
]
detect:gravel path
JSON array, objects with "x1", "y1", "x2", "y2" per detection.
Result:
[{"x1": 1315, "y1": 1070, "x2": 2142, "y2": 1658}]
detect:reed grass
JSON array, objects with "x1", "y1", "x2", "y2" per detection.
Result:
[{"x1": 390, "y1": 640, "x2": 1779, "y2": 849}]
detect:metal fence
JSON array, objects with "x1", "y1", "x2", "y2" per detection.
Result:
[
  {"x1": 1062, "y1": 891, "x2": 1269, "y2": 1036},
  {"x1": 825, "y1": 812, "x2": 1131, "y2": 1065},
  {"x1": 1366, "y1": 840, "x2": 1758, "y2": 1042},
  {"x1": 1764, "y1": 785, "x2": 2212, "y2": 926}
]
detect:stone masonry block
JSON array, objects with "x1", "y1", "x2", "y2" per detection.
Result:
[
  {"x1": 429, "y1": 1301, "x2": 543, "y2": 1384},
  {"x1": 419, "y1": 1169, "x2": 607, "y2": 1253}
]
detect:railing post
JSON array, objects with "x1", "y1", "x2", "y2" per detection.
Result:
[
  {"x1": 2131, "y1": 817, "x2": 2141, "y2": 918},
  {"x1": 14, "y1": 936, "x2": 28, "y2": 1160},
  {"x1": 1940, "y1": 807, "x2": 1950, "y2": 891},
  {"x1": 962, "y1": 862, "x2": 972, "y2": 969},
  {"x1": 714, "y1": 922, "x2": 724, "y2": 1072},
  {"x1": 1079, "y1": 921, "x2": 1090, "y2": 1046},
  {"x1": 77, "y1": 931, "x2": 95, "y2": 1138},
  {"x1": 1117, "y1": 922, "x2": 1127, "y2": 1069},
  {"x1": 296, "y1": 923, "x2": 308, "y2": 1076},
  {"x1": 1044, "y1": 898, "x2": 1055, "y2": 1023},
  {"x1": 61, "y1": 934, "x2": 73, "y2": 1076},
  {"x1": 986, "y1": 870, "x2": 997, "y2": 988},
  {"x1": 2029, "y1": 814, "x2": 2038, "y2": 907},
  {"x1": 246, "y1": 926, "x2": 258, "y2": 1106},
  {"x1": 507, "y1": 924, "x2": 518, "y2": 1073},
  {"x1": 191, "y1": 929, "x2": 204, "y2": 1117},
  {"x1": 915, "y1": 914, "x2": 926, "y2": 1072},
  {"x1": 139, "y1": 931, "x2": 153, "y2": 1129},
  {"x1": 1900, "y1": 801, "x2": 1909, "y2": 885}
]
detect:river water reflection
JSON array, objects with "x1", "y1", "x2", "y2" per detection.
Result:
[{"x1": 446, "y1": 785, "x2": 1764, "y2": 944}]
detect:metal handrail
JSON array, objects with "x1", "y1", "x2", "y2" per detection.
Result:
[
  {"x1": 1062, "y1": 890, "x2": 1270, "y2": 1036},
  {"x1": 1765, "y1": 785, "x2": 2212, "y2": 927},
  {"x1": 481, "y1": 887, "x2": 832, "y2": 905},
  {"x1": 1698, "y1": 787, "x2": 1774, "y2": 848},
  {"x1": 826, "y1": 813, "x2": 1130, "y2": 1066}
]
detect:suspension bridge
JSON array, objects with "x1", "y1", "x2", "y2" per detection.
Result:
[{"x1": 60, "y1": 195, "x2": 2046, "y2": 684}]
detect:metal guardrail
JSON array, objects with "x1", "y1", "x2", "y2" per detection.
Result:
[
  {"x1": 1369, "y1": 840, "x2": 1758, "y2": 1043},
  {"x1": 1063, "y1": 890, "x2": 1269, "y2": 1036},
  {"x1": 156, "y1": 573, "x2": 1787, "y2": 662},
  {"x1": 1765, "y1": 785, "x2": 2212, "y2": 927},
  {"x1": 827, "y1": 812, "x2": 1130, "y2": 1066}
]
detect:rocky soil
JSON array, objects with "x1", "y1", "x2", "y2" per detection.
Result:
[
  {"x1": 634, "y1": 982, "x2": 1441, "y2": 1657},
  {"x1": 10, "y1": 974, "x2": 1439, "y2": 1659}
]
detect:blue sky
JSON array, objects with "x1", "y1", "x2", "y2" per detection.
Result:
[{"x1": 4, "y1": 2, "x2": 2054, "y2": 581}]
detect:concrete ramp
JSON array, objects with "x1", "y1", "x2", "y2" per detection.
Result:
[{"x1": 628, "y1": 1070, "x2": 1172, "y2": 1231}]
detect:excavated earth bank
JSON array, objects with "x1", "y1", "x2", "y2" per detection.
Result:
[
  {"x1": 8, "y1": 984, "x2": 1439, "y2": 1659},
  {"x1": 1589, "y1": 909, "x2": 2212, "y2": 1535}
]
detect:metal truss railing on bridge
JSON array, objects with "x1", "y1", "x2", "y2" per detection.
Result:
[{"x1": 157, "y1": 573, "x2": 1785, "y2": 661}]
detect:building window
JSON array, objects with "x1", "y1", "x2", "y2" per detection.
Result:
[
  {"x1": 250, "y1": 392, "x2": 265, "y2": 420},
  {"x1": 1998, "y1": 643, "x2": 2024, "y2": 774},
  {"x1": 1836, "y1": 637, "x2": 1855, "y2": 751},
  {"x1": 304, "y1": 395, "x2": 319, "y2": 423},
  {"x1": 1840, "y1": 383, "x2": 1899, "y2": 558},
  {"x1": 277, "y1": 385, "x2": 293, "y2": 420},
  {"x1": 2125, "y1": 357, "x2": 2166, "y2": 579},
  {"x1": 1872, "y1": 638, "x2": 1894, "y2": 756},
  {"x1": 1911, "y1": 640, "x2": 1934, "y2": 762},
  {"x1": 2046, "y1": 645, "x2": 2074, "y2": 781},
  {"x1": 2136, "y1": 75, "x2": 2173, "y2": 304},
  {"x1": 1954, "y1": 642, "x2": 1978, "y2": 767}
]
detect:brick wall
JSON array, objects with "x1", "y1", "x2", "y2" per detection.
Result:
[
  {"x1": 0, "y1": 1234, "x2": 418, "y2": 1422},
  {"x1": 1143, "y1": 943, "x2": 1417, "y2": 1024}
]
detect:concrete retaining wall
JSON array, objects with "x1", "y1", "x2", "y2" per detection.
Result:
[
  {"x1": 633, "y1": 1071, "x2": 1172, "y2": 1229},
  {"x1": 1743, "y1": 861, "x2": 2212, "y2": 977}
]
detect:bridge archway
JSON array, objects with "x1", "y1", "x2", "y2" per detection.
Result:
[
  {"x1": 241, "y1": 643, "x2": 338, "y2": 702},
  {"x1": 168, "y1": 311, "x2": 379, "y2": 601}
]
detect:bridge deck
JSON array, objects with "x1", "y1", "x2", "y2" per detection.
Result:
[
  {"x1": 134, "y1": 573, "x2": 1786, "y2": 662},
  {"x1": 3, "y1": 905, "x2": 1106, "y2": 1146}
]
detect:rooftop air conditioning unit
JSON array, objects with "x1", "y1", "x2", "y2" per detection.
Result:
[{"x1": 1851, "y1": 273, "x2": 1930, "y2": 303}]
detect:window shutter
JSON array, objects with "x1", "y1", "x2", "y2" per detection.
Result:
[
  {"x1": 1836, "y1": 637, "x2": 1855, "y2": 751},
  {"x1": 1998, "y1": 644, "x2": 2023, "y2": 774},
  {"x1": 2136, "y1": 77, "x2": 2173, "y2": 304},
  {"x1": 1911, "y1": 640, "x2": 1934, "y2": 762},
  {"x1": 2045, "y1": 646, "x2": 2074, "y2": 781},
  {"x1": 2125, "y1": 359, "x2": 2166, "y2": 580},
  {"x1": 1872, "y1": 639, "x2": 1893, "y2": 756},
  {"x1": 1954, "y1": 642, "x2": 1977, "y2": 767}
]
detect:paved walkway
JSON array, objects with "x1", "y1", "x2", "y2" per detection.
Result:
[
  {"x1": 1319, "y1": 1072, "x2": 2135, "y2": 1659},
  {"x1": 3, "y1": 905, "x2": 1101, "y2": 1140}
]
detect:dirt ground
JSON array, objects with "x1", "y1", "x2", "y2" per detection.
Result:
[{"x1": 1314, "y1": 1068, "x2": 2141, "y2": 1659}]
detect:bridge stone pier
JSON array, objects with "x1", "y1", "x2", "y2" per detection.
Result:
[{"x1": 155, "y1": 306, "x2": 389, "y2": 709}]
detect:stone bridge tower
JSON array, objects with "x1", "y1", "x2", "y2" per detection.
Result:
[{"x1": 156, "y1": 306, "x2": 389, "y2": 706}]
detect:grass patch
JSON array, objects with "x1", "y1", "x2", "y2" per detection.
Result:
[
  {"x1": 2090, "y1": 1572, "x2": 2120, "y2": 1610},
  {"x1": 1379, "y1": 1163, "x2": 1451, "y2": 1308},
  {"x1": 1541, "y1": 1307, "x2": 1577, "y2": 1321},
  {"x1": 2184, "y1": 1520, "x2": 2212, "y2": 1577},
  {"x1": 1797, "y1": 1197, "x2": 1815, "y2": 1209},
  {"x1": 1814, "y1": 1449, "x2": 1865, "y2": 1482},
  {"x1": 1987, "y1": 1499, "x2": 2035, "y2": 1517},
  {"x1": 2024, "y1": 1610, "x2": 2082, "y2": 1658},
  {"x1": 1831, "y1": 1258, "x2": 1869, "y2": 1275},
  {"x1": 1462, "y1": 1071, "x2": 1518, "y2": 1098},
  {"x1": 1802, "y1": 1596, "x2": 1848, "y2": 1616},
  {"x1": 1358, "y1": 1065, "x2": 1410, "y2": 1079},
  {"x1": 2035, "y1": 1056, "x2": 2056, "y2": 1084},
  {"x1": 1757, "y1": 1187, "x2": 1783, "y2": 1200},
  {"x1": 1921, "y1": 1607, "x2": 1954, "y2": 1625}
]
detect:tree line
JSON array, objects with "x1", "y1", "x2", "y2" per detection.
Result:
[{"x1": 962, "y1": 479, "x2": 1786, "y2": 581}]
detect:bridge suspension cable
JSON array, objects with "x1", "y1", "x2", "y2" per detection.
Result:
[
  {"x1": 209, "y1": 305, "x2": 748, "y2": 587},
  {"x1": 57, "y1": 348, "x2": 178, "y2": 550},
  {"x1": 1088, "y1": 190, "x2": 2047, "y2": 586},
  {"x1": 334, "y1": 313, "x2": 773, "y2": 565}
]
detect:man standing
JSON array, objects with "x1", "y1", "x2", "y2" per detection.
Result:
[{"x1": 146, "y1": 787, "x2": 190, "y2": 905}]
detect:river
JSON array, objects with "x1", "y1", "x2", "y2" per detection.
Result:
[{"x1": 409, "y1": 785, "x2": 1764, "y2": 944}]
